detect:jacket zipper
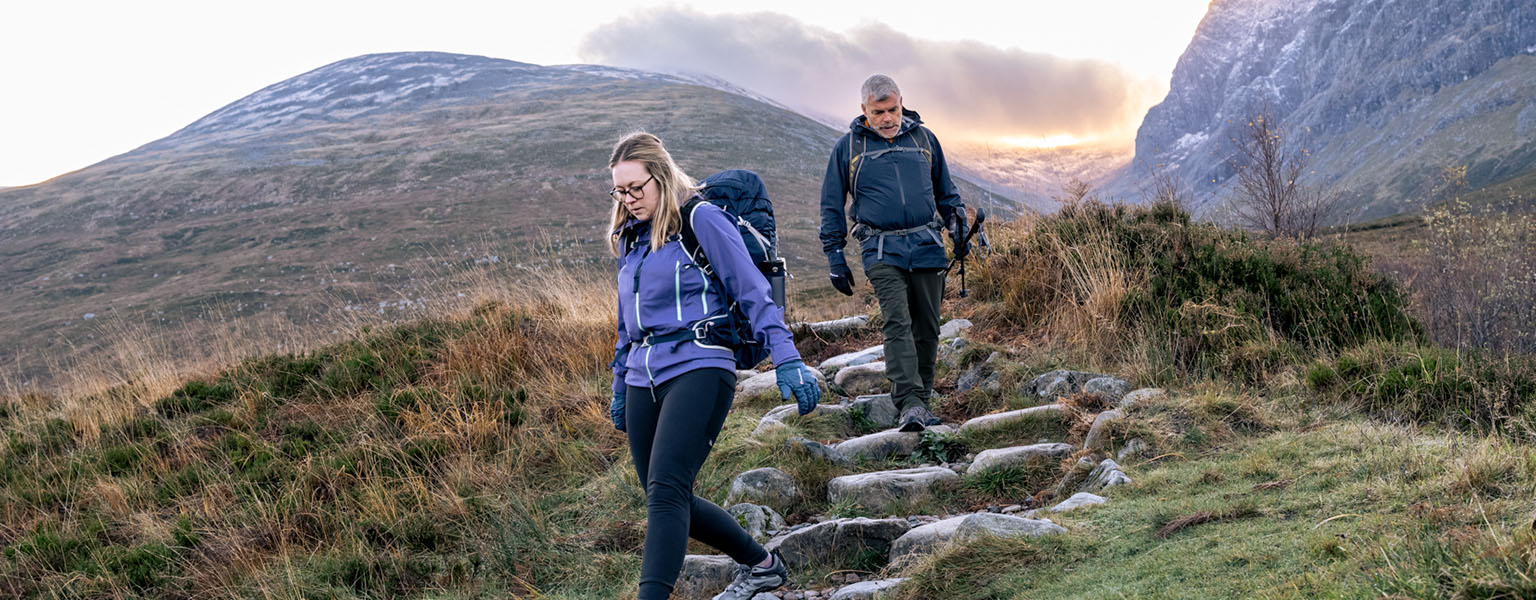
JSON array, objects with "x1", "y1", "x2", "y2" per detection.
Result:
[
  {"x1": 674, "y1": 260, "x2": 683, "y2": 321},
  {"x1": 892, "y1": 136, "x2": 908, "y2": 213}
]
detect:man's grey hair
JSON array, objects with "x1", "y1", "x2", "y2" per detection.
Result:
[{"x1": 861, "y1": 74, "x2": 900, "y2": 103}]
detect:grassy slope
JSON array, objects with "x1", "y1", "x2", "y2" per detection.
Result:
[{"x1": 2, "y1": 204, "x2": 1533, "y2": 599}]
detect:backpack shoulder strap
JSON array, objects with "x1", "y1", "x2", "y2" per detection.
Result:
[
  {"x1": 679, "y1": 196, "x2": 712, "y2": 276},
  {"x1": 912, "y1": 126, "x2": 934, "y2": 169}
]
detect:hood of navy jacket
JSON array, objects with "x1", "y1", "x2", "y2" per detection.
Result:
[
  {"x1": 818, "y1": 108, "x2": 964, "y2": 271},
  {"x1": 610, "y1": 202, "x2": 799, "y2": 394}
]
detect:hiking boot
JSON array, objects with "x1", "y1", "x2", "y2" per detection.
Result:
[
  {"x1": 898, "y1": 405, "x2": 942, "y2": 432},
  {"x1": 712, "y1": 550, "x2": 788, "y2": 600}
]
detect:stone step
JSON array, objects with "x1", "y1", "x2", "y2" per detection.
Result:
[
  {"x1": 958, "y1": 403, "x2": 1068, "y2": 435},
  {"x1": 792, "y1": 315, "x2": 870, "y2": 337},
  {"x1": 833, "y1": 424, "x2": 955, "y2": 463},
  {"x1": 764, "y1": 517, "x2": 912, "y2": 571},
  {"x1": 826, "y1": 467, "x2": 960, "y2": 513},
  {"x1": 967, "y1": 442, "x2": 1076, "y2": 475},
  {"x1": 726, "y1": 467, "x2": 798, "y2": 513},
  {"x1": 738, "y1": 369, "x2": 830, "y2": 403},
  {"x1": 833, "y1": 362, "x2": 887, "y2": 397},
  {"x1": 888, "y1": 513, "x2": 1066, "y2": 568},
  {"x1": 753, "y1": 402, "x2": 851, "y2": 437}
]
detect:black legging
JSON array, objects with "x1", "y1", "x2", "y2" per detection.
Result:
[{"x1": 627, "y1": 368, "x2": 769, "y2": 599}]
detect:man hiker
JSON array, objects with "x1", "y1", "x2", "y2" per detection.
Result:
[{"x1": 819, "y1": 74, "x2": 967, "y2": 432}]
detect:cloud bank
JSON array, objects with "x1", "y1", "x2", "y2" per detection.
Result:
[{"x1": 579, "y1": 9, "x2": 1152, "y2": 144}]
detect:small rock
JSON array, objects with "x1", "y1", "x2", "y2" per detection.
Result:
[
  {"x1": 1117, "y1": 438, "x2": 1150, "y2": 462},
  {"x1": 1002, "y1": 504, "x2": 1023, "y2": 514},
  {"x1": 789, "y1": 436, "x2": 852, "y2": 467},
  {"x1": 938, "y1": 337, "x2": 969, "y2": 359},
  {"x1": 1048, "y1": 492, "x2": 1107, "y2": 513},
  {"x1": 675, "y1": 555, "x2": 738, "y2": 599},
  {"x1": 820, "y1": 345, "x2": 885, "y2": 371},
  {"x1": 1079, "y1": 459, "x2": 1132, "y2": 493},
  {"x1": 1024, "y1": 369, "x2": 1112, "y2": 402},
  {"x1": 959, "y1": 403, "x2": 1068, "y2": 435},
  {"x1": 793, "y1": 315, "x2": 870, "y2": 337},
  {"x1": 728, "y1": 503, "x2": 789, "y2": 542},
  {"x1": 1053, "y1": 456, "x2": 1099, "y2": 498},
  {"x1": 850, "y1": 394, "x2": 899, "y2": 429},
  {"x1": 938, "y1": 319, "x2": 972, "y2": 340},
  {"x1": 830, "y1": 578, "x2": 907, "y2": 600},
  {"x1": 1119, "y1": 388, "x2": 1165, "y2": 410}
]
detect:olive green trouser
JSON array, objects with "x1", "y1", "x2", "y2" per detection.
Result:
[{"x1": 866, "y1": 263, "x2": 946, "y2": 414}]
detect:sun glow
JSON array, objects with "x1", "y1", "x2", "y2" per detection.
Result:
[{"x1": 996, "y1": 134, "x2": 1096, "y2": 149}]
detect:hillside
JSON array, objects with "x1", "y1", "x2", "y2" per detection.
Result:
[
  {"x1": 2, "y1": 203, "x2": 1531, "y2": 598},
  {"x1": 1125, "y1": 0, "x2": 1536, "y2": 219},
  {"x1": 0, "y1": 52, "x2": 1002, "y2": 387}
]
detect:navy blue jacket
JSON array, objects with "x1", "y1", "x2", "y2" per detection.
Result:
[
  {"x1": 819, "y1": 108, "x2": 964, "y2": 271},
  {"x1": 611, "y1": 203, "x2": 800, "y2": 395}
]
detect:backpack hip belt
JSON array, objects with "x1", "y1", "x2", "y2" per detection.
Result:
[{"x1": 850, "y1": 213, "x2": 944, "y2": 260}]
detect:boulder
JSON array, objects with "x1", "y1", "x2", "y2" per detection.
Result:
[
  {"x1": 820, "y1": 345, "x2": 885, "y2": 371},
  {"x1": 1119, "y1": 388, "x2": 1165, "y2": 410},
  {"x1": 938, "y1": 319, "x2": 973, "y2": 340},
  {"x1": 726, "y1": 468, "x2": 798, "y2": 512},
  {"x1": 830, "y1": 579, "x2": 907, "y2": 600},
  {"x1": 736, "y1": 369, "x2": 759, "y2": 382},
  {"x1": 674, "y1": 554, "x2": 737, "y2": 599},
  {"x1": 968, "y1": 443, "x2": 1076, "y2": 475},
  {"x1": 959, "y1": 403, "x2": 1067, "y2": 435},
  {"x1": 727, "y1": 503, "x2": 788, "y2": 543},
  {"x1": 827, "y1": 467, "x2": 960, "y2": 512},
  {"x1": 1082, "y1": 376, "x2": 1132, "y2": 404},
  {"x1": 834, "y1": 429, "x2": 922, "y2": 462},
  {"x1": 834, "y1": 362, "x2": 888, "y2": 397},
  {"x1": 888, "y1": 513, "x2": 1065, "y2": 567},
  {"x1": 764, "y1": 517, "x2": 911, "y2": 571},
  {"x1": 1080, "y1": 459, "x2": 1132, "y2": 493},
  {"x1": 1082, "y1": 409, "x2": 1124, "y2": 451}
]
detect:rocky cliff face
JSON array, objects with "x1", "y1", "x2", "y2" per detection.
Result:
[{"x1": 1132, "y1": 0, "x2": 1536, "y2": 219}]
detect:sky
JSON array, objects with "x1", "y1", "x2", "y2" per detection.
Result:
[{"x1": 0, "y1": 0, "x2": 1211, "y2": 187}]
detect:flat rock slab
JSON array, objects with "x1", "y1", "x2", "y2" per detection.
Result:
[
  {"x1": 820, "y1": 345, "x2": 885, "y2": 371},
  {"x1": 889, "y1": 513, "x2": 1066, "y2": 567},
  {"x1": 968, "y1": 443, "x2": 1076, "y2": 474},
  {"x1": 834, "y1": 429, "x2": 922, "y2": 462},
  {"x1": 959, "y1": 403, "x2": 1067, "y2": 434},
  {"x1": 834, "y1": 362, "x2": 888, "y2": 397},
  {"x1": 793, "y1": 315, "x2": 870, "y2": 337},
  {"x1": 765, "y1": 517, "x2": 911, "y2": 571},
  {"x1": 831, "y1": 578, "x2": 907, "y2": 599},
  {"x1": 827, "y1": 467, "x2": 960, "y2": 512},
  {"x1": 675, "y1": 554, "x2": 737, "y2": 599},
  {"x1": 726, "y1": 467, "x2": 798, "y2": 512}
]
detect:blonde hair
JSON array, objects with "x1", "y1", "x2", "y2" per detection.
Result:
[{"x1": 607, "y1": 132, "x2": 700, "y2": 256}]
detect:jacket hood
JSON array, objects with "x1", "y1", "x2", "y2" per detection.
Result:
[{"x1": 850, "y1": 108, "x2": 924, "y2": 139}]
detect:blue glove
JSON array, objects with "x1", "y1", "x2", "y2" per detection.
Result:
[
  {"x1": 610, "y1": 387, "x2": 626, "y2": 432},
  {"x1": 776, "y1": 359, "x2": 821, "y2": 416}
]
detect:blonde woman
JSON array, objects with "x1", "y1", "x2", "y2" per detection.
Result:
[{"x1": 606, "y1": 132, "x2": 820, "y2": 600}]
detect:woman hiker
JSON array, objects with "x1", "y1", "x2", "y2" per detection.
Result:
[{"x1": 606, "y1": 131, "x2": 822, "y2": 600}]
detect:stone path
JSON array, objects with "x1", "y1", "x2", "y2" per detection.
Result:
[{"x1": 673, "y1": 317, "x2": 1165, "y2": 600}]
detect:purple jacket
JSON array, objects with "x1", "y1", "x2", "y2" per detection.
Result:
[{"x1": 612, "y1": 202, "x2": 800, "y2": 393}]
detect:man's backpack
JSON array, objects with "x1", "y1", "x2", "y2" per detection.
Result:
[{"x1": 621, "y1": 169, "x2": 786, "y2": 370}]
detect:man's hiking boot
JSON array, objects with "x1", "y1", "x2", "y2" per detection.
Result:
[
  {"x1": 897, "y1": 405, "x2": 942, "y2": 432},
  {"x1": 712, "y1": 550, "x2": 788, "y2": 600}
]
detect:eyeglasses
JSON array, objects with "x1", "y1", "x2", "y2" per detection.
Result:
[{"x1": 609, "y1": 174, "x2": 655, "y2": 202}]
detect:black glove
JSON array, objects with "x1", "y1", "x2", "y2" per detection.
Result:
[
  {"x1": 829, "y1": 260, "x2": 855, "y2": 296},
  {"x1": 947, "y1": 207, "x2": 970, "y2": 260}
]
